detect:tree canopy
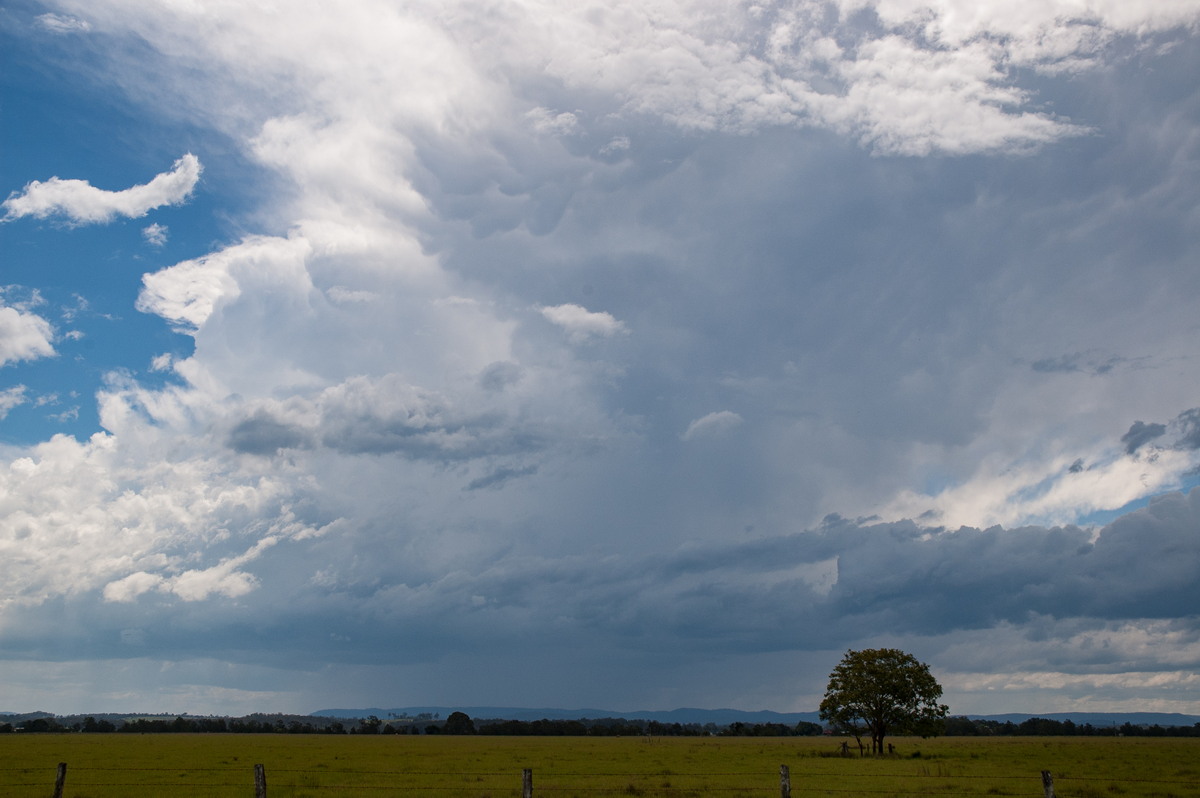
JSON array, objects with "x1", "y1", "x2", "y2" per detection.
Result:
[
  {"x1": 819, "y1": 648, "x2": 948, "y2": 755},
  {"x1": 443, "y1": 711, "x2": 477, "y2": 735}
]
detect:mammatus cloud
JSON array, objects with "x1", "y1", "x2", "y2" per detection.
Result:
[
  {"x1": 0, "y1": 296, "x2": 55, "y2": 366},
  {"x1": 1, "y1": 154, "x2": 201, "y2": 224},
  {"x1": 540, "y1": 304, "x2": 627, "y2": 342},
  {"x1": 682, "y1": 411, "x2": 744, "y2": 441}
]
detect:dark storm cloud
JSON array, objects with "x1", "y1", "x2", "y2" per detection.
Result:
[
  {"x1": 1173, "y1": 408, "x2": 1200, "y2": 451},
  {"x1": 465, "y1": 464, "x2": 538, "y2": 491},
  {"x1": 1119, "y1": 408, "x2": 1200, "y2": 456},
  {"x1": 1122, "y1": 420, "x2": 1167, "y2": 454},
  {"x1": 229, "y1": 412, "x2": 310, "y2": 455},
  {"x1": 224, "y1": 377, "x2": 547, "y2": 463},
  {"x1": 1031, "y1": 352, "x2": 1134, "y2": 376},
  {"x1": 479, "y1": 361, "x2": 523, "y2": 392},
  {"x1": 228, "y1": 488, "x2": 1200, "y2": 664}
]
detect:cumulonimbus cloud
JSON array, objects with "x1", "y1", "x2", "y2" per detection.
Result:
[{"x1": 2, "y1": 153, "x2": 201, "y2": 224}]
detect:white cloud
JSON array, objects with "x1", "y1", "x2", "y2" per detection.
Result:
[
  {"x1": 600, "y1": 136, "x2": 631, "y2": 157},
  {"x1": 2, "y1": 153, "x2": 201, "y2": 224},
  {"x1": 105, "y1": 537, "x2": 277, "y2": 602},
  {"x1": 0, "y1": 386, "x2": 28, "y2": 419},
  {"x1": 325, "y1": 286, "x2": 376, "y2": 304},
  {"x1": 539, "y1": 304, "x2": 627, "y2": 342},
  {"x1": 878, "y1": 447, "x2": 1197, "y2": 529},
  {"x1": 527, "y1": 107, "x2": 579, "y2": 136},
  {"x1": 137, "y1": 234, "x2": 310, "y2": 332},
  {"x1": 0, "y1": 301, "x2": 55, "y2": 366},
  {"x1": 142, "y1": 222, "x2": 168, "y2": 246},
  {"x1": 682, "y1": 410, "x2": 744, "y2": 441},
  {"x1": 36, "y1": 13, "x2": 92, "y2": 34}
]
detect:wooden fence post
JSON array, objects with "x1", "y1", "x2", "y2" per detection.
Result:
[
  {"x1": 254, "y1": 763, "x2": 267, "y2": 798},
  {"x1": 780, "y1": 764, "x2": 791, "y2": 798},
  {"x1": 1041, "y1": 770, "x2": 1054, "y2": 798},
  {"x1": 522, "y1": 768, "x2": 533, "y2": 798},
  {"x1": 52, "y1": 762, "x2": 67, "y2": 798}
]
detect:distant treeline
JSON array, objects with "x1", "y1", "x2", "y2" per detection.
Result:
[
  {"x1": 5, "y1": 713, "x2": 1199, "y2": 737},
  {"x1": 945, "y1": 716, "x2": 1200, "y2": 737},
  {"x1": 1, "y1": 715, "x2": 355, "y2": 735},
  {"x1": 475, "y1": 719, "x2": 825, "y2": 737},
  {"x1": 0, "y1": 714, "x2": 823, "y2": 737}
]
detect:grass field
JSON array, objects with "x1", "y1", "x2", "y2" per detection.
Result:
[{"x1": 1, "y1": 734, "x2": 1197, "y2": 798}]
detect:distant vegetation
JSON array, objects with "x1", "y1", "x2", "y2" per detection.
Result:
[
  {"x1": 0, "y1": 712, "x2": 822, "y2": 737},
  {"x1": 475, "y1": 718, "x2": 824, "y2": 736},
  {"x1": 944, "y1": 716, "x2": 1200, "y2": 737},
  {"x1": 2, "y1": 710, "x2": 1198, "y2": 736}
]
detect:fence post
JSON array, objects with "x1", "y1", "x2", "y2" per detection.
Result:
[
  {"x1": 254, "y1": 763, "x2": 267, "y2": 798},
  {"x1": 523, "y1": 768, "x2": 533, "y2": 798},
  {"x1": 1041, "y1": 770, "x2": 1054, "y2": 798},
  {"x1": 780, "y1": 764, "x2": 791, "y2": 798},
  {"x1": 52, "y1": 762, "x2": 67, "y2": 798}
]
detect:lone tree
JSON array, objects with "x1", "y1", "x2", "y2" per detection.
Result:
[
  {"x1": 443, "y1": 711, "x2": 476, "y2": 735},
  {"x1": 819, "y1": 648, "x2": 948, "y2": 756}
]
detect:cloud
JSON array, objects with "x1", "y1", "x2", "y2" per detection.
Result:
[
  {"x1": 142, "y1": 222, "x2": 168, "y2": 246},
  {"x1": 465, "y1": 464, "x2": 539, "y2": 491},
  {"x1": 0, "y1": 298, "x2": 55, "y2": 366},
  {"x1": 1032, "y1": 352, "x2": 1135, "y2": 375},
  {"x1": 1122, "y1": 420, "x2": 1167, "y2": 454},
  {"x1": 539, "y1": 304, "x2": 627, "y2": 342},
  {"x1": 1171, "y1": 409, "x2": 1200, "y2": 451},
  {"x1": 527, "y1": 107, "x2": 579, "y2": 136},
  {"x1": 104, "y1": 537, "x2": 277, "y2": 603},
  {"x1": 2, "y1": 153, "x2": 201, "y2": 224},
  {"x1": 136, "y1": 234, "x2": 305, "y2": 331},
  {"x1": 36, "y1": 13, "x2": 92, "y2": 34},
  {"x1": 224, "y1": 375, "x2": 547, "y2": 461},
  {"x1": 0, "y1": 386, "x2": 28, "y2": 419},
  {"x1": 682, "y1": 410, "x2": 744, "y2": 441},
  {"x1": 2, "y1": 0, "x2": 1200, "y2": 715}
]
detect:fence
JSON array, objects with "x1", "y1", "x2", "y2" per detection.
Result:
[{"x1": 11, "y1": 762, "x2": 1199, "y2": 797}]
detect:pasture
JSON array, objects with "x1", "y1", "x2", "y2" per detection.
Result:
[{"x1": 1, "y1": 733, "x2": 1197, "y2": 797}]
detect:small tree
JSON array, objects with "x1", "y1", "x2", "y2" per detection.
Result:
[{"x1": 819, "y1": 648, "x2": 948, "y2": 756}]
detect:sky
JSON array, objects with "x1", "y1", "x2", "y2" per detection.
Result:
[{"x1": 1, "y1": 0, "x2": 1199, "y2": 718}]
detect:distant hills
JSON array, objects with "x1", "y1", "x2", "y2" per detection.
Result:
[
  {"x1": 312, "y1": 706, "x2": 820, "y2": 725},
  {"x1": 312, "y1": 706, "x2": 1200, "y2": 728}
]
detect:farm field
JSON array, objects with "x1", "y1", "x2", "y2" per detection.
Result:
[{"x1": 1, "y1": 734, "x2": 1197, "y2": 798}]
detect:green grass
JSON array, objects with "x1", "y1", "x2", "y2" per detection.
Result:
[{"x1": 1, "y1": 735, "x2": 1197, "y2": 797}]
